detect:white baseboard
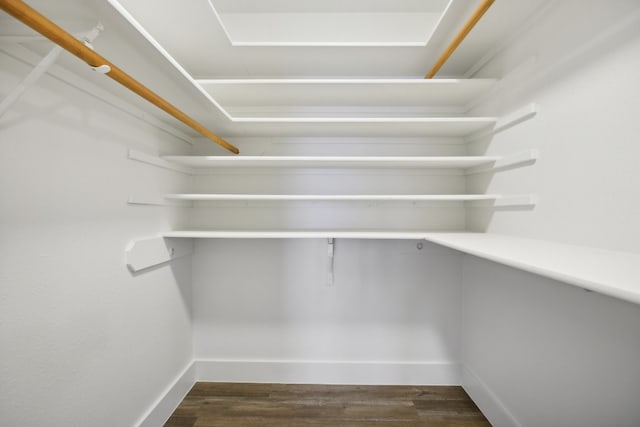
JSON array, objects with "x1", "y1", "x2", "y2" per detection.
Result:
[
  {"x1": 461, "y1": 365, "x2": 522, "y2": 427},
  {"x1": 136, "y1": 361, "x2": 197, "y2": 427},
  {"x1": 195, "y1": 359, "x2": 460, "y2": 385}
]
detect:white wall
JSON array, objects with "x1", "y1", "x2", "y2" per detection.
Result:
[
  {"x1": 460, "y1": 2, "x2": 640, "y2": 425},
  {"x1": 192, "y1": 239, "x2": 463, "y2": 384},
  {"x1": 0, "y1": 51, "x2": 193, "y2": 426},
  {"x1": 468, "y1": 0, "x2": 640, "y2": 253},
  {"x1": 4, "y1": 2, "x2": 639, "y2": 425},
  {"x1": 189, "y1": 134, "x2": 468, "y2": 384},
  {"x1": 461, "y1": 256, "x2": 640, "y2": 427}
]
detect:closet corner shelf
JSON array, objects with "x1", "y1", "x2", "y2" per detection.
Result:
[
  {"x1": 162, "y1": 155, "x2": 501, "y2": 169},
  {"x1": 196, "y1": 78, "x2": 498, "y2": 109},
  {"x1": 157, "y1": 230, "x2": 639, "y2": 304},
  {"x1": 163, "y1": 194, "x2": 501, "y2": 202},
  {"x1": 226, "y1": 117, "x2": 496, "y2": 137},
  {"x1": 423, "y1": 233, "x2": 640, "y2": 306},
  {"x1": 160, "y1": 230, "x2": 432, "y2": 240}
]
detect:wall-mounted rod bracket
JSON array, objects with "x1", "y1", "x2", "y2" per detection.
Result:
[
  {"x1": 91, "y1": 64, "x2": 111, "y2": 74},
  {"x1": 80, "y1": 22, "x2": 103, "y2": 50}
]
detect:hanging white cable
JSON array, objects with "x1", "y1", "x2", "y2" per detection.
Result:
[
  {"x1": 0, "y1": 45, "x2": 62, "y2": 118},
  {"x1": 0, "y1": 24, "x2": 103, "y2": 118},
  {"x1": 327, "y1": 238, "x2": 335, "y2": 286}
]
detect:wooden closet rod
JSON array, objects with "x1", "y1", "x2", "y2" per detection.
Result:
[
  {"x1": 0, "y1": 0, "x2": 239, "y2": 154},
  {"x1": 425, "y1": 0, "x2": 495, "y2": 79}
]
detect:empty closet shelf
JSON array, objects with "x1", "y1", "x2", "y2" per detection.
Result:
[
  {"x1": 196, "y1": 78, "x2": 497, "y2": 110},
  {"x1": 222, "y1": 117, "x2": 496, "y2": 137},
  {"x1": 161, "y1": 230, "x2": 435, "y2": 239},
  {"x1": 423, "y1": 233, "x2": 640, "y2": 306},
  {"x1": 163, "y1": 194, "x2": 500, "y2": 201},
  {"x1": 162, "y1": 155, "x2": 500, "y2": 169}
]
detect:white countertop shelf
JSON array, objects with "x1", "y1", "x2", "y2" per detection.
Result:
[
  {"x1": 423, "y1": 233, "x2": 640, "y2": 306},
  {"x1": 162, "y1": 155, "x2": 500, "y2": 169},
  {"x1": 156, "y1": 230, "x2": 639, "y2": 304},
  {"x1": 161, "y1": 230, "x2": 433, "y2": 239},
  {"x1": 196, "y1": 79, "x2": 497, "y2": 109},
  {"x1": 164, "y1": 194, "x2": 499, "y2": 202}
]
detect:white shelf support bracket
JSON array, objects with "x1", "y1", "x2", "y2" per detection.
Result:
[
  {"x1": 0, "y1": 24, "x2": 103, "y2": 119},
  {"x1": 80, "y1": 25, "x2": 110, "y2": 74},
  {"x1": 465, "y1": 194, "x2": 537, "y2": 208},
  {"x1": 128, "y1": 149, "x2": 194, "y2": 175},
  {"x1": 494, "y1": 194, "x2": 537, "y2": 207},
  {"x1": 125, "y1": 236, "x2": 193, "y2": 273},
  {"x1": 466, "y1": 103, "x2": 538, "y2": 143},
  {"x1": 327, "y1": 238, "x2": 335, "y2": 286},
  {"x1": 466, "y1": 149, "x2": 540, "y2": 175}
]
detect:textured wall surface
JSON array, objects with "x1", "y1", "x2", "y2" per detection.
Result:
[
  {"x1": 0, "y1": 51, "x2": 193, "y2": 427},
  {"x1": 192, "y1": 239, "x2": 463, "y2": 384}
]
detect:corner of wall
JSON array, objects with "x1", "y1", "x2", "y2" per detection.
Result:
[
  {"x1": 461, "y1": 364, "x2": 522, "y2": 427},
  {"x1": 136, "y1": 361, "x2": 197, "y2": 427}
]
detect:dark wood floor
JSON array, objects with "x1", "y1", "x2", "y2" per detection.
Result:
[{"x1": 165, "y1": 382, "x2": 492, "y2": 427}]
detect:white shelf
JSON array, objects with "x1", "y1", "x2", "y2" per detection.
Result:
[
  {"x1": 161, "y1": 230, "x2": 433, "y2": 239},
  {"x1": 164, "y1": 194, "x2": 500, "y2": 202},
  {"x1": 224, "y1": 117, "x2": 496, "y2": 137},
  {"x1": 162, "y1": 155, "x2": 500, "y2": 169},
  {"x1": 196, "y1": 79, "x2": 497, "y2": 109},
  {"x1": 154, "y1": 230, "x2": 640, "y2": 305},
  {"x1": 423, "y1": 233, "x2": 640, "y2": 306}
]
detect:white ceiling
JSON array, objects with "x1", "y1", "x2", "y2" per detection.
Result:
[
  {"x1": 0, "y1": 0, "x2": 551, "y2": 78},
  {"x1": 108, "y1": 0, "x2": 551, "y2": 78}
]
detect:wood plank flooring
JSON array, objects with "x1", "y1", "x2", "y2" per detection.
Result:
[{"x1": 165, "y1": 382, "x2": 492, "y2": 427}]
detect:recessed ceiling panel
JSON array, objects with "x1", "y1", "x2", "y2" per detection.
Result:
[
  {"x1": 212, "y1": 0, "x2": 450, "y2": 13},
  {"x1": 208, "y1": 0, "x2": 452, "y2": 46}
]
